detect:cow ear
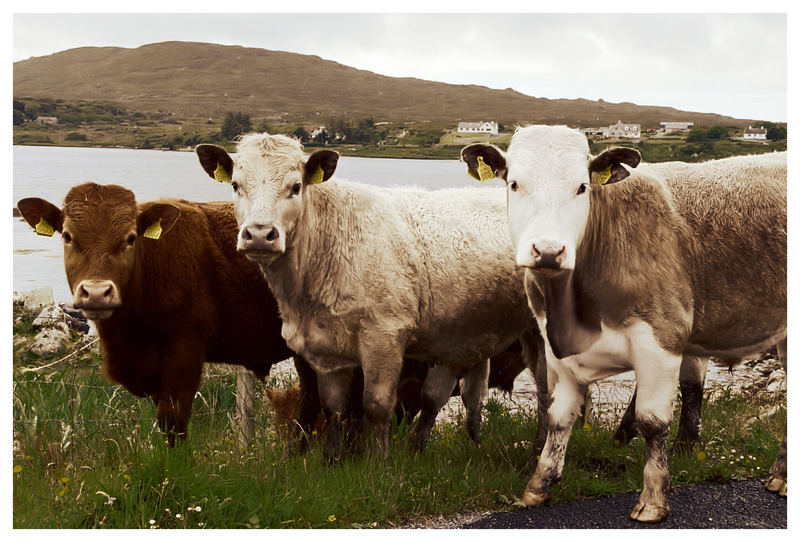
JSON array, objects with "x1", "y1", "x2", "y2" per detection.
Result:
[
  {"x1": 589, "y1": 147, "x2": 641, "y2": 185},
  {"x1": 137, "y1": 203, "x2": 181, "y2": 240},
  {"x1": 461, "y1": 144, "x2": 507, "y2": 181},
  {"x1": 17, "y1": 198, "x2": 63, "y2": 236},
  {"x1": 196, "y1": 144, "x2": 234, "y2": 183},
  {"x1": 304, "y1": 150, "x2": 339, "y2": 185}
]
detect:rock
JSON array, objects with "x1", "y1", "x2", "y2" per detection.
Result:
[
  {"x1": 18, "y1": 287, "x2": 54, "y2": 312},
  {"x1": 32, "y1": 305, "x2": 66, "y2": 328},
  {"x1": 766, "y1": 369, "x2": 786, "y2": 393},
  {"x1": 30, "y1": 326, "x2": 71, "y2": 357}
]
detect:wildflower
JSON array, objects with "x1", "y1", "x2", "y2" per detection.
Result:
[
  {"x1": 123, "y1": 474, "x2": 131, "y2": 481},
  {"x1": 149, "y1": 519, "x2": 156, "y2": 525},
  {"x1": 198, "y1": 523, "x2": 205, "y2": 527},
  {"x1": 195, "y1": 506, "x2": 202, "y2": 512},
  {"x1": 13, "y1": 465, "x2": 22, "y2": 473},
  {"x1": 60, "y1": 477, "x2": 69, "y2": 484},
  {"x1": 583, "y1": 422, "x2": 592, "y2": 431},
  {"x1": 328, "y1": 514, "x2": 336, "y2": 522},
  {"x1": 176, "y1": 514, "x2": 182, "y2": 519},
  {"x1": 696, "y1": 451, "x2": 707, "y2": 461}
]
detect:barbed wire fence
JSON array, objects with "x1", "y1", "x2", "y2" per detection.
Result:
[{"x1": 13, "y1": 336, "x2": 785, "y2": 451}]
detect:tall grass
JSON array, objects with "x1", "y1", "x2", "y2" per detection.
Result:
[{"x1": 12, "y1": 305, "x2": 785, "y2": 528}]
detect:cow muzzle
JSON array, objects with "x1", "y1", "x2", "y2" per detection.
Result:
[
  {"x1": 73, "y1": 279, "x2": 122, "y2": 320},
  {"x1": 238, "y1": 221, "x2": 285, "y2": 262},
  {"x1": 529, "y1": 240, "x2": 567, "y2": 274}
]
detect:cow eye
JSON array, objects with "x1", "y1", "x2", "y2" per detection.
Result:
[
  {"x1": 126, "y1": 233, "x2": 137, "y2": 245},
  {"x1": 577, "y1": 183, "x2": 589, "y2": 195},
  {"x1": 231, "y1": 181, "x2": 239, "y2": 192},
  {"x1": 62, "y1": 232, "x2": 72, "y2": 244},
  {"x1": 509, "y1": 181, "x2": 520, "y2": 192},
  {"x1": 291, "y1": 183, "x2": 301, "y2": 196}
]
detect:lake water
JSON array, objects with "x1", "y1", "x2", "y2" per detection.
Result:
[{"x1": 13, "y1": 145, "x2": 504, "y2": 303}]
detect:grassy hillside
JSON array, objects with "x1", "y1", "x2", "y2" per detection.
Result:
[{"x1": 14, "y1": 41, "x2": 762, "y2": 129}]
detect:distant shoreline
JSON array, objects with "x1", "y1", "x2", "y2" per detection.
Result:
[{"x1": 12, "y1": 142, "x2": 461, "y2": 161}]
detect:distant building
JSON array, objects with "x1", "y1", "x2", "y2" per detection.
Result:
[
  {"x1": 660, "y1": 121, "x2": 694, "y2": 133},
  {"x1": 607, "y1": 121, "x2": 641, "y2": 138},
  {"x1": 583, "y1": 127, "x2": 608, "y2": 137},
  {"x1": 35, "y1": 116, "x2": 58, "y2": 125},
  {"x1": 457, "y1": 121, "x2": 499, "y2": 135},
  {"x1": 743, "y1": 126, "x2": 767, "y2": 140}
]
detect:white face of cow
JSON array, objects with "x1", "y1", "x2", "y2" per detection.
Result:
[
  {"x1": 505, "y1": 126, "x2": 593, "y2": 272},
  {"x1": 461, "y1": 125, "x2": 641, "y2": 274},
  {"x1": 196, "y1": 135, "x2": 338, "y2": 266}
]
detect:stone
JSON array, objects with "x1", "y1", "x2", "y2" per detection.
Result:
[
  {"x1": 32, "y1": 305, "x2": 66, "y2": 328},
  {"x1": 18, "y1": 287, "x2": 54, "y2": 312},
  {"x1": 30, "y1": 326, "x2": 71, "y2": 357}
]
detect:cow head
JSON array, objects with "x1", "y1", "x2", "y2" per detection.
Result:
[
  {"x1": 462, "y1": 125, "x2": 640, "y2": 274},
  {"x1": 196, "y1": 135, "x2": 338, "y2": 266},
  {"x1": 17, "y1": 183, "x2": 180, "y2": 320}
]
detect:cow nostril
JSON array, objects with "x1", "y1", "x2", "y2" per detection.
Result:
[
  {"x1": 243, "y1": 228, "x2": 253, "y2": 241},
  {"x1": 266, "y1": 228, "x2": 279, "y2": 242},
  {"x1": 531, "y1": 244, "x2": 541, "y2": 256},
  {"x1": 103, "y1": 286, "x2": 113, "y2": 298}
]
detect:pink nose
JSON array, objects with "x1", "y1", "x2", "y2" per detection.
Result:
[
  {"x1": 74, "y1": 279, "x2": 121, "y2": 310},
  {"x1": 240, "y1": 222, "x2": 281, "y2": 252},
  {"x1": 531, "y1": 241, "x2": 566, "y2": 270}
]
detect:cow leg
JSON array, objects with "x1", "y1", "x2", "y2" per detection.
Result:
[
  {"x1": 613, "y1": 388, "x2": 639, "y2": 445},
  {"x1": 674, "y1": 356, "x2": 709, "y2": 453},
  {"x1": 460, "y1": 359, "x2": 490, "y2": 443},
  {"x1": 520, "y1": 369, "x2": 586, "y2": 506},
  {"x1": 765, "y1": 339, "x2": 787, "y2": 496},
  {"x1": 409, "y1": 364, "x2": 458, "y2": 452},
  {"x1": 155, "y1": 341, "x2": 203, "y2": 446},
  {"x1": 317, "y1": 367, "x2": 355, "y2": 463},
  {"x1": 360, "y1": 336, "x2": 404, "y2": 458},
  {"x1": 520, "y1": 328, "x2": 549, "y2": 469},
  {"x1": 291, "y1": 356, "x2": 322, "y2": 453},
  {"x1": 629, "y1": 350, "x2": 682, "y2": 523}
]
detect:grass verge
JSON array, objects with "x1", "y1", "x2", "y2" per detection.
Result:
[{"x1": 12, "y1": 304, "x2": 785, "y2": 528}]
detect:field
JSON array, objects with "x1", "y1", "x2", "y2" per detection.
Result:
[{"x1": 12, "y1": 303, "x2": 786, "y2": 529}]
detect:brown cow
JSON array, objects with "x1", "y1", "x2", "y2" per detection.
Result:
[{"x1": 17, "y1": 183, "x2": 322, "y2": 446}]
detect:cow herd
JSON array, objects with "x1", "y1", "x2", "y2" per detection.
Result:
[{"x1": 17, "y1": 125, "x2": 786, "y2": 523}]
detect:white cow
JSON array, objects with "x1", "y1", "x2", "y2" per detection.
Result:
[
  {"x1": 462, "y1": 125, "x2": 786, "y2": 523},
  {"x1": 195, "y1": 133, "x2": 545, "y2": 457}
]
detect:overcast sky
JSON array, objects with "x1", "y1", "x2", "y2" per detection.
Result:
[{"x1": 11, "y1": 11, "x2": 789, "y2": 122}]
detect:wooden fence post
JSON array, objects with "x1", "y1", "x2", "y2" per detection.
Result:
[{"x1": 235, "y1": 367, "x2": 256, "y2": 449}]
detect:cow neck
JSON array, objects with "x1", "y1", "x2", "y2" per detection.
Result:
[
  {"x1": 533, "y1": 268, "x2": 602, "y2": 359},
  {"x1": 263, "y1": 183, "x2": 354, "y2": 311}
]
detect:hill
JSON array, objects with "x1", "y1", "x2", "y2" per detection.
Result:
[{"x1": 13, "y1": 41, "x2": 760, "y2": 129}]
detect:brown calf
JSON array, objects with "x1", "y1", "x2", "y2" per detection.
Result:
[{"x1": 17, "y1": 183, "x2": 320, "y2": 446}]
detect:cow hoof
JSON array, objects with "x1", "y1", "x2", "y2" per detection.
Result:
[
  {"x1": 765, "y1": 475, "x2": 787, "y2": 496},
  {"x1": 629, "y1": 502, "x2": 669, "y2": 523},
  {"x1": 519, "y1": 490, "x2": 550, "y2": 507}
]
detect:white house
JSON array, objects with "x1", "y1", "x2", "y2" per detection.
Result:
[
  {"x1": 457, "y1": 121, "x2": 499, "y2": 135},
  {"x1": 660, "y1": 121, "x2": 694, "y2": 133},
  {"x1": 743, "y1": 126, "x2": 767, "y2": 140},
  {"x1": 35, "y1": 116, "x2": 58, "y2": 125},
  {"x1": 607, "y1": 121, "x2": 641, "y2": 138}
]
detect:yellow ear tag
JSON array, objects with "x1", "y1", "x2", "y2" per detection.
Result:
[
  {"x1": 34, "y1": 217, "x2": 54, "y2": 237},
  {"x1": 308, "y1": 166, "x2": 325, "y2": 185},
  {"x1": 593, "y1": 165, "x2": 612, "y2": 185},
  {"x1": 213, "y1": 163, "x2": 231, "y2": 183},
  {"x1": 143, "y1": 219, "x2": 163, "y2": 240},
  {"x1": 476, "y1": 156, "x2": 495, "y2": 181}
]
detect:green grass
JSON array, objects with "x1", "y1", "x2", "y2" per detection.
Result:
[{"x1": 13, "y1": 304, "x2": 785, "y2": 528}]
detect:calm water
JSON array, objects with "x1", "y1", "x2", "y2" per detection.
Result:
[{"x1": 13, "y1": 146, "x2": 503, "y2": 303}]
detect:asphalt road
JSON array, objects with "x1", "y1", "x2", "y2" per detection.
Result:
[{"x1": 462, "y1": 478, "x2": 786, "y2": 529}]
